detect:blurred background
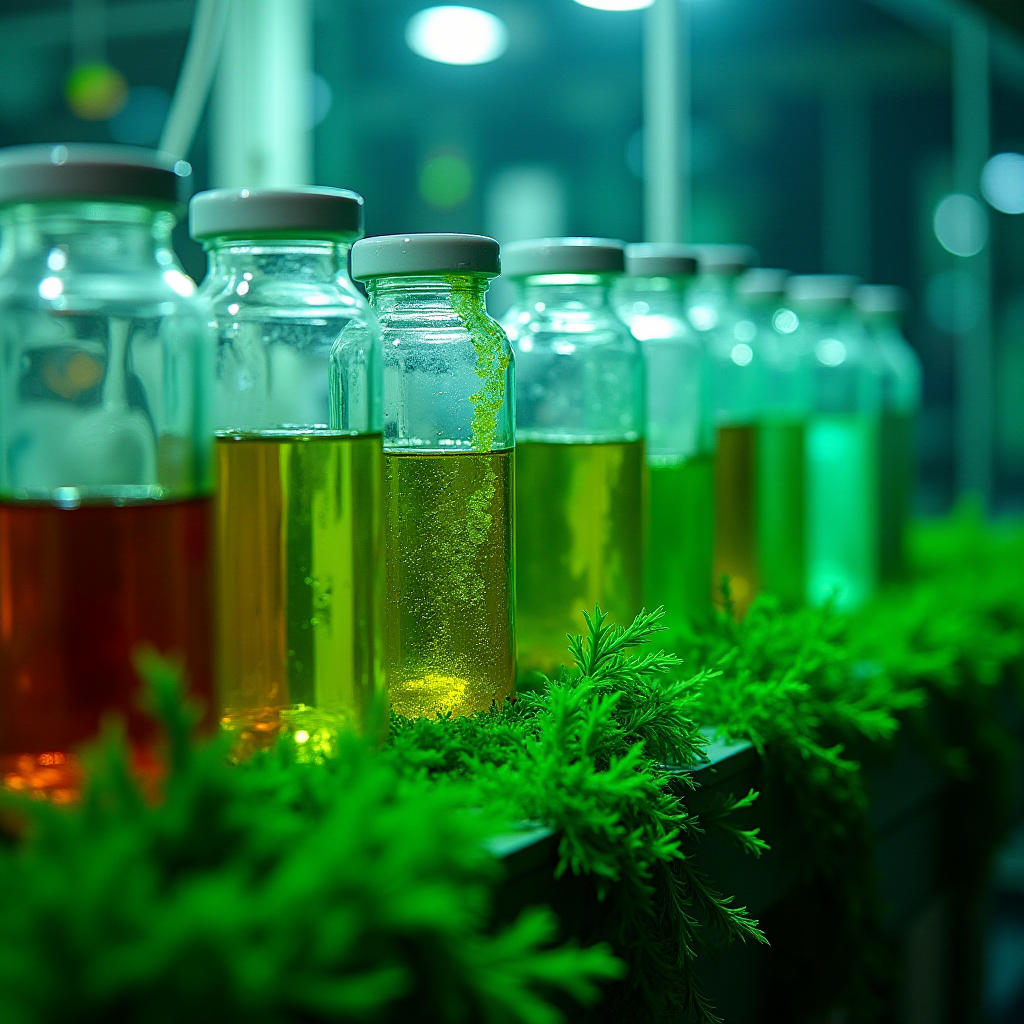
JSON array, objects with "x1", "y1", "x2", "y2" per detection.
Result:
[{"x1": 2, "y1": 0, "x2": 1024, "y2": 519}]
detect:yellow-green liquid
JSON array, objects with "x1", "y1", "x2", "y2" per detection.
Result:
[
  {"x1": 383, "y1": 448, "x2": 515, "y2": 718},
  {"x1": 216, "y1": 431, "x2": 384, "y2": 756},
  {"x1": 714, "y1": 424, "x2": 759, "y2": 615},
  {"x1": 757, "y1": 419, "x2": 807, "y2": 605},
  {"x1": 647, "y1": 454, "x2": 714, "y2": 634},
  {"x1": 516, "y1": 439, "x2": 646, "y2": 675}
]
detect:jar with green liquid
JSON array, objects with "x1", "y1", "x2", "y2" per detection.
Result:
[
  {"x1": 787, "y1": 275, "x2": 883, "y2": 610},
  {"x1": 502, "y1": 237, "x2": 645, "y2": 676},
  {"x1": 687, "y1": 245, "x2": 763, "y2": 614},
  {"x1": 191, "y1": 187, "x2": 383, "y2": 755},
  {"x1": 351, "y1": 233, "x2": 515, "y2": 719},
  {"x1": 854, "y1": 284, "x2": 922, "y2": 582},
  {"x1": 616, "y1": 245, "x2": 713, "y2": 633},
  {"x1": 736, "y1": 268, "x2": 812, "y2": 606}
]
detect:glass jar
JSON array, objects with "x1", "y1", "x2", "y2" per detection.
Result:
[
  {"x1": 350, "y1": 233, "x2": 514, "y2": 719},
  {"x1": 855, "y1": 284, "x2": 922, "y2": 582},
  {"x1": 190, "y1": 186, "x2": 382, "y2": 755},
  {"x1": 686, "y1": 244, "x2": 763, "y2": 614},
  {"x1": 0, "y1": 143, "x2": 213, "y2": 798},
  {"x1": 736, "y1": 267, "x2": 809, "y2": 606},
  {"x1": 501, "y1": 238, "x2": 645, "y2": 676},
  {"x1": 787, "y1": 274, "x2": 884, "y2": 610},
  {"x1": 616, "y1": 245, "x2": 712, "y2": 632}
]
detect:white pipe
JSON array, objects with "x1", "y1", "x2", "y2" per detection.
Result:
[
  {"x1": 210, "y1": 0, "x2": 313, "y2": 188},
  {"x1": 159, "y1": 0, "x2": 231, "y2": 160},
  {"x1": 643, "y1": 0, "x2": 689, "y2": 243}
]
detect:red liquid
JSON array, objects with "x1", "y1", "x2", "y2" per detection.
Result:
[{"x1": 0, "y1": 498, "x2": 214, "y2": 799}]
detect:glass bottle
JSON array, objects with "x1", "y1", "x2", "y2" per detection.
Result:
[
  {"x1": 191, "y1": 187, "x2": 382, "y2": 755},
  {"x1": 737, "y1": 268, "x2": 810, "y2": 605},
  {"x1": 351, "y1": 233, "x2": 514, "y2": 718},
  {"x1": 687, "y1": 244, "x2": 762, "y2": 614},
  {"x1": 0, "y1": 144, "x2": 213, "y2": 798},
  {"x1": 787, "y1": 275, "x2": 883, "y2": 610},
  {"x1": 502, "y1": 237, "x2": 645, "y2": 676},
  {"x1": 855, "y1": 285, "x2": 922, "y2": 582},
  {"x1": 616, "y1": 245, "x2": 712, "y2": 633}
]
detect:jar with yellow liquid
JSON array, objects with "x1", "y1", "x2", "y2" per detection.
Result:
[
  {"x1": 502, "y1": 238, "x2": 645, "y2": 677},
  {"x1": 616, "y1": 245, "x2": 713, "y2": 634},
  {"x1": 350, "y1": 233, "x2": 514, "y2": 719},
  {"x1": 686, "y1": 245, "x2": 763, "y2": 615},
  {"x1": 190, "y1": 187, "x2": 382, "y2": 756},
  {"x1": 854, "y1": 284, "x2": 922, "y2": 583}
]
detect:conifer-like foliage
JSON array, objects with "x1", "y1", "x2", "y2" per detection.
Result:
[
  {"x1": 0, "y1": 657, "x2": 621, "y2": 1024},
  {"x1": 383, "y1": 608, "x2": 767, "y2": 1023}
]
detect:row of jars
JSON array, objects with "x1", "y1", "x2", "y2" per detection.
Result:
[{"x1": 0, "y1": 145, "x2": 918, "y2": 796}]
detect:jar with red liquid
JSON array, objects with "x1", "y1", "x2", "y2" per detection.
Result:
[{"x1": 0, "y1": 144, "x2": 214, "y2": 799}]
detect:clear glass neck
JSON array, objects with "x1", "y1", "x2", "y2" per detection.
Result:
[
  {"x1": 0, "y1": 200, "x2": 176, "y2": 271},
  {"x1": 205, "y1": 237, "x2": 353, "y2": 280},
  {"x1": 515, "y1": 273, "x2": 615, "y2": 309},
  {"x1": 367, "y1": 274, "x2": 491, "y2": 312}
]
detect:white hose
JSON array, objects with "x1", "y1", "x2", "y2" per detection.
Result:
[{"x1": 159, "y1": 0, "x2": 231, "y2": 160}]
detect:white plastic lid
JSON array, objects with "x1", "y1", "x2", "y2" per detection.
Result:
[
  {"x1": 502, "y1": 237, "x2": 625, "y2": 278},
  {"x1": 695, "y1": 243, "x2": 758, "y2": 276},
  {"x1": 786, "y1": 274, "x2": 861, "y2": 307},
  {"x1": 737, "y1": 268, "x2": 789, "y2": 300},
  {"x1": 625, "y1": 243, "x2": 698, "y2": 278},
  {"x1": 190, "y1": 186, "x2": 364, "y2": 241},
  {"x1": 351, "y1": 233, "x2": 500, "y2": 279},
  {"x1": 854, "y1": 284, "x2": 908, "y2": 317},
  {"x1": 0, "y1": 143, "x2": 188, "y2": 208}
]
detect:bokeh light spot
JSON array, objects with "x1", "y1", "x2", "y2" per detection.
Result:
[
  {"x1": 66, "y1": 63, "x2": 128, "y2": 121},
  {"x1": 933, "y1": 193, "x2": 988, "y2": 257},
  {"x1": 981, "y1": 152, "x2": 1024, "y2": 215},
  {"x1": 420, "y1": 152, "x2": 473, "y2": 208}
]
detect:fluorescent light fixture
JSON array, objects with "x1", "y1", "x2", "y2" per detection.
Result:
[
  {"x1": 406, "y1": 6, "x2": 508, "y2": 65},
  {"x1": 574, "y1": 0, "x2": 655, "y2": 10}
]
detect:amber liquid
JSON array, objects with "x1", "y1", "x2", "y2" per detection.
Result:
[
  {"x1": 383, "y1": 448, "x2": 515, "y2": 718},
  {"x1": 0, "y1": 498, "x2": 214, "y2": 799},
  {"x1": 714, "y1": 424, "x2": 759, "y2": 615},
  {"x1": 516, "y1": 439, "x2": 646, "y2": 675},
  {"x1": 647, "y1": 454, "x2": 715, "y2": 634},
  {"x1": 216, "y1": 431, "x2": 383, "y2": 755}
]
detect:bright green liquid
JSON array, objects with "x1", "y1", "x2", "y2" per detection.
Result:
[
  {"x1": 878, "y1": 411, "x2": 913, "y2": 582},
  {"x1": 805, "y1": 414, "x2": 879, "y2": 610},
  {"x1": 647, "y1": 454, "x2": 714, "y2": 633},
  {"x1": 516, "y1": 438, "x2": 646, "y2": 675},
  {"x1": 757, "y1": 420, "x2": 806, "y2": 605}
]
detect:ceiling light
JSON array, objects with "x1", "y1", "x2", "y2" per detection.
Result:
[
  {"x1": 406, "y1": 6, "x2": 508, "y2": 65},
  {"x1": 573, "y1": 0, "x2": 655, "y2": 10}
]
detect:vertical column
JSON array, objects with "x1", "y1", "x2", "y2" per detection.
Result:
[
  {"x1": 643, "y1": 0, "x2": 689, "y2": 243},
  {"x1": 821, "y1": 83, "x2": 872, "y2": 278},
  {"x1": 210, "y1": 0, "x2": 313, "y2": 188},
  {"x1": 952, "y1": 12, "x2": 993, "y2": 510}
]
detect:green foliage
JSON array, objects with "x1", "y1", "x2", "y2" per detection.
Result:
[
  {"x1": 384, "y1": 607, "x2": 766, "y2": 1024},
  {"x1": 0, "y1": 658, "x2": 620, "y2": 1024}
]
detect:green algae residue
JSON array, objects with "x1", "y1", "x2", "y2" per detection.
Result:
[{"x1": 451, "y1": 281, "x2": 511, "y2": 452}]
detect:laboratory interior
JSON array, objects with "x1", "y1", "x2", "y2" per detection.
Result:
[{"x1": 0, "y1": 0, "x2": 1022, "y2": 1021}]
